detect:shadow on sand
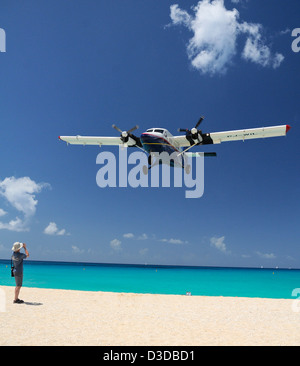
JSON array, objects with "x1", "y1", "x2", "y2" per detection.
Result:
[{"x1": 24, "y1": 301, "x2": 43, "y2": 306}]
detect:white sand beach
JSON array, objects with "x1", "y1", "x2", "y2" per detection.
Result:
[{"x1": 0, "y1": 285, "x2": 299, "y2": 346}]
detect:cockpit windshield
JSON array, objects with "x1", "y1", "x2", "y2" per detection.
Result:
[{"x1": 146, "y1": 128, "x2": 167, "y2": 135}]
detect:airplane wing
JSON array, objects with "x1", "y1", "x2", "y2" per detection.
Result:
[
  {"x1": 172, "y1": 124, "x2": 291, "y2": 147},
  {"x1": 58, "y1": 135, "x2": 142, "y2": 147},
  {"x1": 59, "y1": 135, "x2": 122, "y2": 146}
]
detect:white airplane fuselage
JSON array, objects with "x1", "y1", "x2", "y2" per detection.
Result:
[{"x1": 140, "y1": 128, "x2": 184, "y2": 168}]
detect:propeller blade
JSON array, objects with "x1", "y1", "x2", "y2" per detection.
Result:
[
  {"x1": 195, "y1": 116, "x2": 204, "y2": 129},
  {"x1": 127, "y1": 125, "x2": 139, "y2": 134},
  {"x1": 178, "y1": 116, "x2": 205, "y2": 133},
  {"x1": 112, "y1": 124, "x2": 123, "y2": 133}
]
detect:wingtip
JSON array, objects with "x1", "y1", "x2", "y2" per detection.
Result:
[{"x1": 286, "y1": 125, "x2": 291, "y2": 133}]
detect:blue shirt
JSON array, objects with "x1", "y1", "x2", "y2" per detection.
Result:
[{"x1": 12, "y1": 252, "x2": 27, "y2": 276}]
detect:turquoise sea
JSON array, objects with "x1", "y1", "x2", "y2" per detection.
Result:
[{"x1": 1, "y1": 260, "x2": 300, "y2": 299}]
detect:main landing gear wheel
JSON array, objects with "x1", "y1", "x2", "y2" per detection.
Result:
[
  {"x1": 142, "y1": 165, "x2": 149, "y2": 175},
  {"x1": 142, "y1": 153, "x2": 153, "y2": 175},
  {"x1": 184, "y1": 164, "x2": 191, "y2": 174}
]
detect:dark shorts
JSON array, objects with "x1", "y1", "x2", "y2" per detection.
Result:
[{"x1": 14, "y1": 275, "x2": 23, "y2": 287}]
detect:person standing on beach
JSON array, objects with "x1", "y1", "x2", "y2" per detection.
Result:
[{"x1": 11, "y1": 242, "x2": 29, "y2": 304}]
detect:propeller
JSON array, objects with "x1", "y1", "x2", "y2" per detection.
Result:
[
  {"x1": 177, "y1": 116, "x2": 205, "y2": 156},
  {"x1": 178, "y1": 116, "x2": 204, "y2": 138},
  {"x1": 112, "y1": 124, "x2": 139, "y2": 146}
]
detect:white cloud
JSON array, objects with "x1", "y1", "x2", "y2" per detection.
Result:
[
  {"x1": 210, "y1": 236, "x2": 227, "y2": 252},
  {"x1": 160, "y1": 238, "x2": 188, "y2": 245},
  {"x1": 256, "y1": 251, "x2": 276, "y2": 259},
  {"x1": 0, "y1": 176, "x2": 50, "y2": 231},
  {"x1": 272, "y1": 53, "x2": 285, "y2": 69},
  {"x1": 123, "y1": 233, "x2": 134, "y2": 238},
  {"x1": 279, "y1": 28, "x2": 290, "y2": 35},
  {"x1": 0, "y1": 208, "x2": 7, "y2": 217},
  {"x1": 71, "y1": 245, "x2": 85, "y2": 254},
  {"x1": 0, "y1": 217, "x2": 26, "y2": 232},
  {"x1": 138, "y1": 233, "x2": 148, "y2": 240},
  {"x1": 110, "y1": 238, "x2": 122, "y2": 251},
  {"x1": 242, "y1": 37, "x2": 271, "y2": 66},
  {"x1": 0, "y1": 176, "x2": 48, "y2": 216},
  {"x1": 231, "y1": 0, "x2": 248, "y2": 4},
  {"x1": 170, "y1": 1, "x2": 239, "y2": 75},
  {"x1": 44, "y1": 222, "x2": 58, "y2": 235},
  {"x1": 121, "y1": 232, "x2": 188, "y2": 245},
  {"x1": 169, "y1": 0, "x2": 284, "y2": 75},
  {"x1": 170, "y1": 3, "x2": 192, "y2": 26},
  {"x1": 44, "y1": 222, "x2": 68, "y2": 236},
  {"x1": 241, "y1": 24, "x2": 284, "y2": 69}
]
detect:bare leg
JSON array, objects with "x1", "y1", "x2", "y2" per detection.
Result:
[{"x1": 14, "y1": 286, "x2": 21, "y2": 301}]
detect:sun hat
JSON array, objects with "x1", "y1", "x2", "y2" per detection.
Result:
[{"x1": 12, "y1": 242, "x2": 23, "y2": 252}]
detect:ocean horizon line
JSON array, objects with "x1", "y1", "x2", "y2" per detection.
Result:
[{"x1": 1, "y1": 258, "x2": 299, "y2": 271}]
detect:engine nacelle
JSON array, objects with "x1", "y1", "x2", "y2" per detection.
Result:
[
  {"x1": 188, "y1": 128, "x2": 203, "y2": 145},
  {"x1": 126, "y1": 136, "x2": 139, "y2": 147}
]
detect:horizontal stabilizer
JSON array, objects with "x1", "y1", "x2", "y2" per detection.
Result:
[{"x1": 185, "y1": 152, "x2": 217, "y2": 157}]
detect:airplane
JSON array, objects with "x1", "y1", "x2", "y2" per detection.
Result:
[{"x1": 59, "y1": 117, "x2": 291, "y2": 174}]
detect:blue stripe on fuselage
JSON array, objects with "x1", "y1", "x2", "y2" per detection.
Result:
[
  {"x1": 140, "y1": 133, "x2": 183, "y2": 168},
  {"x1": 140, "y1": 133, "x2": 179, "y2": 154}
]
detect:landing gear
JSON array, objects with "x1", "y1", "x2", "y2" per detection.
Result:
[
  {"x1": 142, "y1": 153, "x2": 153, "y2": 175},
  {"x1": 142, "y1": 165, "x2": 149, "y2": 175},
  {"x1": 184, "y1": 164, "x2": 191, "y2": 174}
]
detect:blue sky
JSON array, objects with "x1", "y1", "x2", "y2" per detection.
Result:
[{"x1": 0, "y1": 0, "x2": 299, "y2": 267}]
